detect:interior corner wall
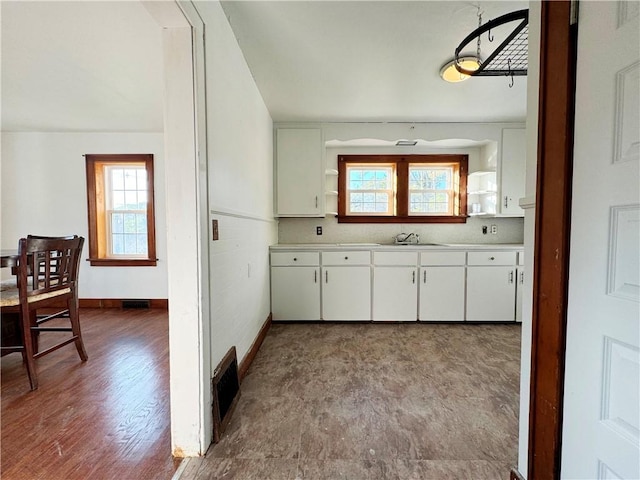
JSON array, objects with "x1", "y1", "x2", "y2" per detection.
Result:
[
  {"x1": 193, "y1": 1, "x2": 277, "y2": 370},
  {"x1": 0, "y1": 132, "x2": 168, "y2": 299}
]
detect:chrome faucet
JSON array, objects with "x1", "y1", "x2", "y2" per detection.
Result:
[{"x1": 394, "y1": 232, "x2": 420, "y2": 244}]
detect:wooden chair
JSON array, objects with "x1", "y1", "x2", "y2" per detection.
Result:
[{"x1": 0, "y1": 236, "x2": 88, "y2": 390}]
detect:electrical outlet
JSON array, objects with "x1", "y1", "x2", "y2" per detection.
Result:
[
  {"x1": 316, "y1": 226, "x2": 322, "y2": 235},
  {"x1": 212, "y1": 219, "x2": 219, "y2": 241},
  {"x1": 491, "y1": 224, "x2": 498, "y2": 235}
]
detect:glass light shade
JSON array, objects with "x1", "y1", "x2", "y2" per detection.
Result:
[{"x1": 440, "y1": 57, "x2": 481, "y2": 83}]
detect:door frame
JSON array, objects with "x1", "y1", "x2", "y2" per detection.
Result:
[{"x1": 527, "y1": 1, "x2": 577, "y2": 478}]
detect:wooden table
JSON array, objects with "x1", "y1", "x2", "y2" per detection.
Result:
[
  {"x1": 1, "y1": 250, "x2": 19, "y2": 268},
  {"x1": 0, "y1": 250, "x2": 21, "y2": 355}
]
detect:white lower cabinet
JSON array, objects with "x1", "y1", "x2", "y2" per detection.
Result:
[
  {"x1": 419, "y1": 266, "x2": 466, "y2": 321},
  {"x1": 271, "y1": 247, "x2": 523, "y2": 323},
  {"x1": 466, "y1": 266, "x2": 516, "y2": 321},
  {"x1": 373, "y1": 267, "x2": 418, "y2": 321},
  {"x1": 372, "y1": 251, "x2": 418, "y2": 322},
  {"x1": 322, "y1": 266, "x2": 371, "y2": 320},
  {"x1": 271, "y1": 266, "x2": 320, "y2": 321}
]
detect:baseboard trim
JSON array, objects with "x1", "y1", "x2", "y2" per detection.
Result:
[
  {"x1": 510, "y1": 467, "x2": 525, "y2": 480},
  {"x1": 238, "y1": 314, "x2": 272, "y2": 381},
  {"x1": 76, "y1": 298, "x2": 168, "y2": 309}
]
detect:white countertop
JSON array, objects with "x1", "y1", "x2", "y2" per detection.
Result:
[{"x1": 270, "y1": 243, "x2": 523, "y2": 251}]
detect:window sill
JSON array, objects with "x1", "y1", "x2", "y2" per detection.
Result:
[
  {"x1": 337, "y1": 215, "x2": 468, "y2": 224},
  {"x1": 87, "y1": 258, "x2": 158, "y2": 267}
]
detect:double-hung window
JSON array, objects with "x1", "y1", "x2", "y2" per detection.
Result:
[
  {"x1": 338, "y1": 154, "x2": 467, "y2": 223},
  {"x1": 85, "y1": 154, "x2": 157, "y2": 266}
]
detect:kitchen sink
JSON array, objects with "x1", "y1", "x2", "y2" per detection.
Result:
[{"x1": 335, "y1": 243, "x2": 381, "y2": 246}]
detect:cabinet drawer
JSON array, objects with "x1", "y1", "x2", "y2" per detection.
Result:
[
  {"x1": 271, "y1": 252, "x2": 319, "y2": 266},
  {"x1": 322, "y1": 251, "x2": 370, "y2": 265},
  {"x1": 420, "y1": 251, "x2": 466, "y2": 266},
  {"x1": 467, "y1": 251, "x2": 517, "y2": 266},
  {"x1": 373, "y1": 251, "x2": 418, "y2": 266},
  {"x1": 517, "y1": 251, "x2": 525, "y2": 266}
]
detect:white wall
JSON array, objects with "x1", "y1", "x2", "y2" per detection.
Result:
[
  {"x1": 0, "y1": 132, "x2": 168, "y2": 299},
  {"x1": 276, "y1": 121, "x2": 525, "y2": 246},
  {"x1": 194, "y1": 1, "x2": 277, "y2": 369}
]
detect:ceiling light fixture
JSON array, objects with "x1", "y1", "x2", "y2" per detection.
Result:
[{"x1": 440, "y1": 56, "x2": 481, "y2": 83}]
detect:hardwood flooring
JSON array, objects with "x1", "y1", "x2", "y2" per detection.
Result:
[
  {"x1": 1, "y1": 308, "x2": 179, "y2": 480},
  {"x1": 178, "y1": 323, "x2": 521, "y2": 480}
]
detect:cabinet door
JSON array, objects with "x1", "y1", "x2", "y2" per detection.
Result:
[
  {"x1": 466, "y1": 266, "x2": 516, "y2": 321},
  {"x1": 322, "y1": 266, "x2": 371, "y2": 321},
  {"x1": 373, "y1": 267, "x2": 417, "y2": 322},
  {"x1": 500, "y1": 128, "x2": 526, "y2": 216},
  {"x1": 419, "y1": 266, "x2": 465, "y2": 322},
  {"x1": 271, "y1": 267, "x2": 320, "y2": 321},
  {"x1": 275, "y1": 128, "x2": 323, "y2": 216},
  {"x1": 515, "y1": 267, "x2": 525, "y2": 323}
]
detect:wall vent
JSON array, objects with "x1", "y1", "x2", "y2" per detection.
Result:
[
  {"x1": 121, "y1": 300, "x2": 151, "y2": 309},
  {"x1": 212, "y1": 346, "x2": 241, "y2": 443}
]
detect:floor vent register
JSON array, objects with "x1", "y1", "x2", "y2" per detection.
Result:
[{"x1": 211, "y1": 346, "x2": 241, "y2": 443}]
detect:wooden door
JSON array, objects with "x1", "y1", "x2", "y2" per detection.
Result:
[{"x1": 561, "y1": 2, "x2": 640, "y2": 478}]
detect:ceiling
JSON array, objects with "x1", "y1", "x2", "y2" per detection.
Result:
[
  {"x1": 1, "y1": 1, "x2": 164, "y2": 132},
  {"x1": 1, "y1": 1, "x2": 529, "y2": 133},
  {"x1": 220, "y1": 0, "x2": 529, "y2": 123}
]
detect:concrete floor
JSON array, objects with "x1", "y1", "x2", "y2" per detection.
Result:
[{"x1": 178, "y1": 322, "x2": 521, "y2": 480}]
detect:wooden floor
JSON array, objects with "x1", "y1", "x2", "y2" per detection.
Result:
[{"x1": 1, "y1": 308, "x2": 179, "y2": 480}]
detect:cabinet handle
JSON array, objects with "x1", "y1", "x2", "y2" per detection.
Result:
[
  {"x1": 325, "y1": 270, "x2": 328, "y2": 283},
  {"x1": 490, "y1": 256, "x2": 495, "y2": 261},
  {"x1": 520, "y1": 271, "x2": 524, "y2": 284},
  {"x1": 412, "y1": 271, "x2": 416, "y2": 284},
  {"x1": 504, "y1": 196, "x2": 509, "y2": 208},
  {"x1": 423, "y1": 270, "x2": 427, "y2": 283},
  {"x1": 509, "y1": 271, "x2": 514, "y2": 284},
  {"x1": 314, "y1": 270, "x2": 317, "y2": 283},
  {"x1": 344, "y1": 256, "x2": 349, "y2": 260},
  {"x1": 315, "y1": 196, "x2": 318, "y2": 208},
  {"x1": 293, "y1": 257, "x2": 297, "y2": 261}
]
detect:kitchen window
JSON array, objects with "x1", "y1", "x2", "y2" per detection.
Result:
[
  {"x1": 85, "y1": 154, "x2": 157, "y2": 266},
  {"x1": 338, "y1": 154, "x2": 468, "y2": 223}
]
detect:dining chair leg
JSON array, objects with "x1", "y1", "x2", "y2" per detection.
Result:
[
  {"x1": 20, "y1": 311, "x2": 38, "y2": 390},
  {"x1": 69, "y1": 298, "x2": 88, "y2": 362}
]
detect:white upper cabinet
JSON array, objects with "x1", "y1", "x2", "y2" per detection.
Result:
[
  {"x1": 499, "y1": 128, "x2": 526, "y2": 216},
  {"x1": 275, "y1": 128, "x2": 324, "y2": 217}
]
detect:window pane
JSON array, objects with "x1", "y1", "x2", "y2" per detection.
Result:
[
  {"x1": 112, "y1": 191, "x2": 125, "y2": 210},
  {"x1": 124, "y1": 214, "x2": 137, "y2": 233},
  {"x1": 136, "y1": 214, "x2": 147, "y2": 234},
  {"x1": 112, "y1": 234, "x2": 124, "y2": 254},
  {"x1": 137, "y1": 234, "x2": 148, "y2": 255},
  {"x1": 125, "y1": 191, "x2": 137, "y2": 209},
  {"x1": 111, "y1": 169, "x2": 124, "y2": 190},
  {"x1": 346, "y1": 164, "x2": 394, "y2": 215},
  {"x1": 124, "y1": 234, "x2": 137, "y2": 254},
  {"x1": 111, "y1": 213, "x2": 124, "y2": 234},
  {"x1": 138, "y1": 190, "x2": 148, "y2": 206},
  {"x1": 124, "y1": 169, "x2": 137, "y2": 190},
  {"x1": 136, "y1": 169, "x2": 147, "y2": 189}
]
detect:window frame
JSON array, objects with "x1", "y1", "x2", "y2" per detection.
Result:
[
  {"x1": 337, "y1": 154, "x2": 468, "y2": 223},
  {"x1": 85, "y1": 154, "x2": 157, "y2": 266}
]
